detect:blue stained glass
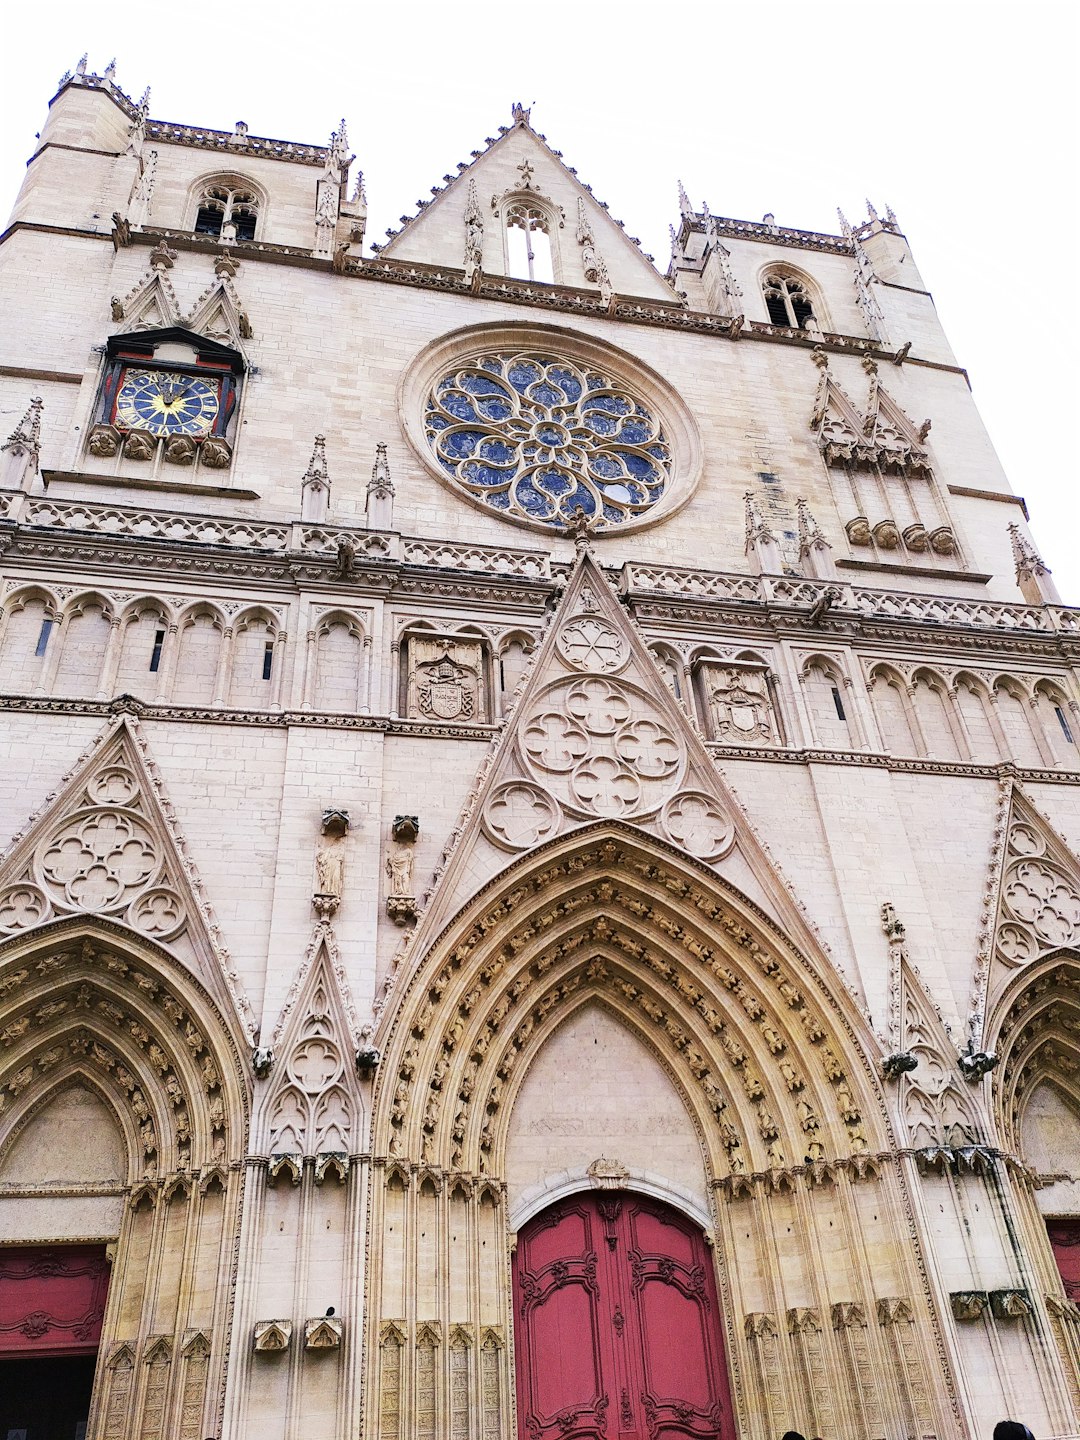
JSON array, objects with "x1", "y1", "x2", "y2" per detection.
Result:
[
  {"x1": 508, "y1": 361, "x2": 541, "y2": 391},
  {"x1": 535, "y1": 469, "x2": 573, "y2": 495},
  {"x1": 623, "y1": 453, "x2": 655, "y2": 479},
  {"x1": 477, "y1": 397, "x2": 513, "y2": 421},
  {"x1": 460, "y1": 372, "x2": 508, "y2": 396},
  {"x1": 590, "y1": 455, "x2": 622, "y2": 479},
  {"x1": 478, "y1": 438, "x2": 515, "y2": 464},
  {"x1": 583, "y1": 394, "x2": 631, "y2": 416},
  {"x1": 443, "y1": 393, "x2": 479, "y2": 422},
  {"x1": 442, "y1": 429, "x2": 483, "y2": 458},
  {"x1": 425, "y1": 351, "x2": 672, "y2": 529},
  {"x1": 516, "y1": 481, "x2": 556, "y2": 517},
  {"x1": 547, "y1": 367, "x2": 582, "y2": 401}
]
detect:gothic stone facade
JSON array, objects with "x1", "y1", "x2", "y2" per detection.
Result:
[{"x1": 0, "y1": 61, "x2": 1078, "y2": 1440}]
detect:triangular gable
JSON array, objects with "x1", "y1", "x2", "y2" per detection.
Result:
[
  {"x1": 185, "y1": 273, "x2": 254, "y2": 351},
  {"x1": 0, "y1": 716, "x2": 255, "y2": 1039},
  {"x1": 970, "y1": 782, "x2": 1080, "y2": 1047},
  {"x1": 377, "y1": 109, "x2": 674, "y2": 304},
  {"x1": 383, "y1": 546, "x2": 856, "y2": 998},
  {"x1": 265, "y1": 923, "x2": 360, "y2": 1160},
  {"x1": 810, "y1": 352, "x2": 931, "y2": 474},
  {"x1": 861, "y1": 360, "x2": 931, "y2": 473},
  {"x1": 113, "y1": 268, "x2": 182, "y2": 332},
  {"x1": 809, "y1": 352, "x2": 865, "y2": 461}
]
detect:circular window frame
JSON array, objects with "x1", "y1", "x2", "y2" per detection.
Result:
[{"x1": 399, "y1": 322, "x2": 703, "y2": 537}]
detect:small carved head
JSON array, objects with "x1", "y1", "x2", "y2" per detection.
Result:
[{"x1": 252, "y1": 1047, "x2": 274, "y2": 1079}]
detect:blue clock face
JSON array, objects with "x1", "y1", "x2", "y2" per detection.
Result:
[{"x1": 114, "y1": 367, "x2": 221, "y2": 436}]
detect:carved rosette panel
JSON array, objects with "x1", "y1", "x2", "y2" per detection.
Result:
[
  {"x1": 482, "y1": 781, "x2": 562, "y2": 852},
  {"x1": 660, "y1": 791, "x2": 735, "y2": 861},
  {"x1": 521, "y1": 677, "x2": 685, "y2": 821},
  {"x1": 556, "y1": 616, "x2": 627, "y2": 675},
  {"x1": 997, "y1": 819, "x2": 1080, "y2": 968},
  {"x1": 0, "y1": 757, "x2": 187, "y2": 945}
]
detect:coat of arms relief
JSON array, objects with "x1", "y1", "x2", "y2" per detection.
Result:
[{"x1": 406, "y1": 638, "x2": 484, "y2": 722}]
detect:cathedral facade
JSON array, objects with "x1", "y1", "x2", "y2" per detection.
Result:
[{"x1": 0, "y1": 59, "x2": 1078, "y2": 1440}]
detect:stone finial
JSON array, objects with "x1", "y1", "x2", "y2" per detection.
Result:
[
  {"x1": 564, "y1": 503, "x2": 595, "y2": 550},
  {"x1": 743, "y1": 492, "x2": 782, "y2": 575},
  {"x1": 366, "y1": 442, "x2": 394, "y2": 530},
  {"x1": 75, "y1": 54, "x2": 89, "y2": 77},
  {"x1": 510, "y1": 101, "x2": 531, "y2": 127},
  {"x1": 796, "y1": 498, "x2": 835, "y2": 582},
  {"x1": 300, "y1": 435, "x2": 330, "y2": 523},
  {"x1": 677, "y1": 180, "x2": 693, "y2": 222},
  {"x1": 103, "y1": 58, "x2": 117, "y2": 85},
  {"x1": 837, "y1": 207, "x2": 852, "y2": 237},
  {"x1": 148, "y1": 240, "x2": 176, "y2": 271},
  {"x1": 332, "y1": 118, "x2": 350, "y2": 168},
  {"x1": 576, "y1": 197, "x2": 612, "y2": 304},
  {"x1": 2, "y1": 396, "x2": 44, "y2": 491},
  {"x1": 1008, "y1": 522, "x2": 1060, "y2": 605},
  {"x1": 464, "y1": 179, "x2": 484, "y2": 290}
]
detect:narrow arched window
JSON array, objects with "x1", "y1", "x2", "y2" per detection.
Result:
[
  {"x1": 762, "y1": 272, "x2": 817, "y2": 329},
  {"x1": 505, "y1": 202, "x2": 554, "y2": 283},
  {"x1": 193, "y1": 183, "x2": 259, "y2": 242}
]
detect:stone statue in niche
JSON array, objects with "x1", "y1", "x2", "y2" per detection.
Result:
[
  {"x1": 313, "y1": 808, "x2": 350, "y2": 918},
  {"x1": 700, "y1": 664, "x2": 778, "y2": 745},
  {"x1": 386, "y1": 815, "x2": 418, "y2": 924}
]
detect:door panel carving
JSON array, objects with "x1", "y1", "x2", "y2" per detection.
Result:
[{"x1": 514, "y1": 1193, "x2": 734, "y2": 1440}]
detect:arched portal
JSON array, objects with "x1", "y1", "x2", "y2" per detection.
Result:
[{"x1": 514, "y1": 1189, "x2": 734, "y2": 1440}]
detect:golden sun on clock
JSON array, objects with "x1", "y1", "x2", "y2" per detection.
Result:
[{"x1": 114, "y1": 367, "x2": 221, "y2": 436}]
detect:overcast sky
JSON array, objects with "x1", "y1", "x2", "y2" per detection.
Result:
[{"x1": 2, "y1": 2, "x2": 1076, "y2": 601}]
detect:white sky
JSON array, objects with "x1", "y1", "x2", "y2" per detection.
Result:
[{"x1": 2, "y1": 1, "x2": 1077, "y2": 601}]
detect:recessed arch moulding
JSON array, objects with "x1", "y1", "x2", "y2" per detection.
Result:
[
  {"x1": 365, "y1": 824, "x2": 959, "y2": 1440},
  {"x1": 0, "y1": 917, "x2": 249, "y2": 1440}
]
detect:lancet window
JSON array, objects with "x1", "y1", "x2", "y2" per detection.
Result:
[
  {"x1": 193, "y1": 182, "x2": 259, "y2": 242},
  {"x1": 505, "y1": 201, "x2": 555, "y2": 284},
  {"x1": 762, "y1": 271, "x2": 818, "y2": 329}
]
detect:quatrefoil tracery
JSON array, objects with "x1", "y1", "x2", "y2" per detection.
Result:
[{"x1": 521, "y1": 678, "x2": 685, "y2": 820}]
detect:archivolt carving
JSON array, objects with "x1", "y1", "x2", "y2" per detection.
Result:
[
  {"x1": 0, "y1": 923, "x2": 246, "y2": 1178},
  {"x1": 374, "y1": 828, "x2": 885, "y2": 1180},
  {"x1": 990, "y1": 957, "x2": 1080, "y2": 1160}
]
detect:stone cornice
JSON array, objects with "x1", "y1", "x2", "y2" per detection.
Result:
[
  {"x1": 711, "y1": 745, "x2": 1080, "y2": 786},
  {"x1": 678, "y1": 213, "x2": 855, "y2": 256},
  {"x1": 0, "y1": 222, "x2": 968, "y2": 379}
]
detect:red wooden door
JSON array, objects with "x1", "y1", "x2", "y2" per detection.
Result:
[
  {"x1": 0, "y1": 1245, "x2": 110, "y2": 1358},
  {"x1": 513, "y1": 1192, "x2": 735, "y2": 1440}
]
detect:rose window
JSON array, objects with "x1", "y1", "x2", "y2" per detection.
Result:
[{"x1": 423, "y1": 353, "x2": 672, "y2": 528}]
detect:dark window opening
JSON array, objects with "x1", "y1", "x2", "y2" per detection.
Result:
[
  {"x1": 1056, "y1": 705, "x2": 1075, "y2": 745},
  {"x1": 34, "y1": 619, "x2": 53, "y2": 657},
  {"x1": 0, "y1": 1354, "x2": 97, "y2": 1440},
  {"x1": 764, "y1": 291, "x2": 789, "y2": 325},
  {"x1": 791, "y1": 293, "x2": 814, "y2": 328},
  {"x1": 262, "y1": 640, "x2": 274, "y2": 681},
  {"x1": 233, "y1": 209, "x2": 257, "y2": 242},
  {"x1": 194, "y1": 205, "x2": 224, "y2": 237},
  {"x1": 149, "y1": 628, "x2": 165, "y2": 673},
  {"x1": 831, "y1": 685, "x2": 846, "y2": 721}
]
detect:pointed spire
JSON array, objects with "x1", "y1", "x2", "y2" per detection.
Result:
[
  {"x1": 366, "y1": 442, "x2": 395, "y2": 530},
  {"x1": 103, "y1": 58, "x2": 117, "y2": 84},
  {"x1": 837, "y1": 207, "x2": 852, "y2": 237},
  {"x1": 300, "y1": 435, "x2": 330, "y2": 523},
  {"x1": 796, "y1": 498, "x2": 836, "y2": 582},
  {"x1": 885, "y1": 202, "x2": 898, "y2": 227},
  {"x1": 865, "y1": 198, "x2": 879, "y2": 224},
  {"x1": 743, "y1": 492, "x2": 783, "y2": 575},
  {"x1": 677, "y1": 180, "x2": 693, "y2": 222},
  {"x1": 1008, "y1": 523, "x2": 1060, "y2": 605},
  {"x1": 576, "y1": 197, "x2": 611, "y2": 304},
  {"x1": 333, "y1": 118, "x2": 350, "y2": 168},
  {"x1": 2, "y1": 397, "x2": 43, "y2": 491}
]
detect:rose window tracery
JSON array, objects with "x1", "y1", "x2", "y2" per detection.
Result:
[
  {"x1": 521, "y1": 678, "x2": 685, "y2": 820},
  {"x1": 423, "y1": 353, "x2": 672, "y2": 528}
]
